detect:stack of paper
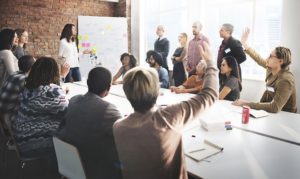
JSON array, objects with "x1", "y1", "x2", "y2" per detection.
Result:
[
  {"x1": 200, "y1": 119, "x2": 232, "y2": 131},
  {"x1": 199, "y1": 102, "x2": 235, "y2": 131}
]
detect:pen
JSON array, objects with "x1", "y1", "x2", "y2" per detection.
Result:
[{"x1": 189, "y1": 148, "x2": 205, "y2": 153}]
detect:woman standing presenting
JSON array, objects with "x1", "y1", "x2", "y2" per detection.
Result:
[{"x1": 59, "y1": 24, "x2": 81, "y2": 82}]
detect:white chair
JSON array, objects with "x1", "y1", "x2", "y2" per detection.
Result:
[{"x1": 53, "y1": 136, "x2": 87, "y2": 179}]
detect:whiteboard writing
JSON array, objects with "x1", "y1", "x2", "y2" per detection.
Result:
[{"x1": 78, "y1": 16, "x2": 128, "y2": 78}]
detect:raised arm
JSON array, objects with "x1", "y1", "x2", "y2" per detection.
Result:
[
  {"x1": 162, "y1": 42, "x2": 219, "y2": 129},
  {"x1": 241, "y1": 28, "x2": 267, "y2": 68}
]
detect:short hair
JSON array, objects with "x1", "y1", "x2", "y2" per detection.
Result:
[
  {"x1": 221, "y1": 56, "x2": 242, "y2": 91},
  {"x1": 193, "y1": 21, "x2": 203, "y2": 30},
  {"x1": 123, "y1": 67, "x2": 160, "y2": 113},
  {"x1": 60, "y1": 24, "x2": 75, "y2": 42},
  {"x1": 26, "y1": 57, "x2": 60, "y2": 89},
  {"x1": 15, "y1": 28, "x2": 27, "y2": 49},
  {"x1": 18, "y1": 55, "x2": 35, "y2": 73},
  {"x1": 157, "y1": 25, "x2": 165, "y2": 32},
  {"x1": 87, "y1": 66, "x2": 112, "y2": 95},
  {"x1": 275, "y1": 46, "x2": 291, "y2": 69},
  {"x1": 0, "y1": 28, "x2": 15, "y2": 50},
  {"x1": 222, "y1": 23, "x2": 234, "y2": 34},
  {"x1": 145, "y1": 50, "x2": 163, "y2": 66}
]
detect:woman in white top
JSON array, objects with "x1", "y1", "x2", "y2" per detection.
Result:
[
  {"x1": 58, "y1": 24, "x2": 81, "y2": 82},
  {"x1": 0, "y1": 28, "x2": 19, "y2": 87}
]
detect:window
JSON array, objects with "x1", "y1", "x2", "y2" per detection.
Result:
[{"x1": 141, "y1": 0, "x2": 282, "y2": 80}]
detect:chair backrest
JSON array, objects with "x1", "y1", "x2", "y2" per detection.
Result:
[{"x1": 53, "y1": 136, "x2": 87, "y2": 179}]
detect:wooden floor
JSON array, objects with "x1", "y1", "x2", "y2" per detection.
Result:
[{"x1": 0, "y1": 135, "x2": 60, "y2": 179}]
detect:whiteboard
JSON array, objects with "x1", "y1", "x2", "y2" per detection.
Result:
[{"x1": 78, "y1": 16, "x2": 128, "y2": 78}]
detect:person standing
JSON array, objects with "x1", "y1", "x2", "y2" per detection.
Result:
[
  {"x1": 172, "y1": 32, "x2": 188, "y2": 86},
  {"x1": 154, "y1": 25, "x2": 170, "y2": 72},
  {"x1": 186, "y1": 21, "x2": 209, "y2": 76},
  {"x1": 59, "y1": 23, "x2": 81, "y2": 82},
  {"x1": 0, "y1": 28, "x2": 19, "y2": 87},
  {"x1": 13, "y1": 28, "x2": 29, "y2": 59},
  {"x1": 217, "y1": 23, "x2": 246, "y2": 79}
]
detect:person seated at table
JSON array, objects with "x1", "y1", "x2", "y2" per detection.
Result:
[
  {"x1": 219, "y1": 56, "x2": 242, "y2": 101},
  {"x1": 58, "y1": 66, "x2": 122, "y2": 179},
  {"x1": 112, "y1": 53, "x2": 137, "y2": 85},
  {"x1": 113, "y1": 42, "x2": 218, "y2": 179},
  {"x1": 170, "y1": 60, "x2": 206, "y2": 94},
  {"x1": 146, "y1": 50, "x2": 169, "y2": 88},
  {"x1": 13, "y1": 57, "x2": 69, "y2": 172},
  {"x1": 233, "y1": 28, "x2": 297, "y2": 113},
  {"x1": 0, "y1": 55, "x2": 35, "y2": 123}
]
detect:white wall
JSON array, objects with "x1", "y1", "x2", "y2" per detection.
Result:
[
  {"x1": 240, "y1": 79, "x2": 265, "y2": 102},
  {"x1": 280, "y1": 0, "x2": 300, "y2": 113}
]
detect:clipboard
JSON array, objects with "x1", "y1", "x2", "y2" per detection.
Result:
[{"x1": 185, "y1": 139, "x2": 223, "y2": 162}]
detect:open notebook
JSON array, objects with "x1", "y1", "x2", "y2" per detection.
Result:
[{"x1": 185, "y1": 139, "x2": 223, "y2": 162}]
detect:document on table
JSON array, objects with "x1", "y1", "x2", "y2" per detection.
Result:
[
  {"x1": 249, "y1": 109, "x2": 269, "y2": 118},
  {"x1": 185, "y1": 139, "x2": 223, "y2": 162}
]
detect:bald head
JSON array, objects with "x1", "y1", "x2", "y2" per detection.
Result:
[{"x1": 192, "y1": 21, "x2": 203, "y2": 36}]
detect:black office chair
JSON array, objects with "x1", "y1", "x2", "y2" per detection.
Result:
[{"x1": 2, "y1": 114, "x2": 43, "y2": 179}]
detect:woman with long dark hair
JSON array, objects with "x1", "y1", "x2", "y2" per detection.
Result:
[
  {"x1": 0, "y1": 28, "x2": 19, "y2": 86},
  {"x1": 219, "y1": 56, "x2": 242, "y2": 101},
  {"x1": 13, "y1": 28, "x2": 29, "y2": 59},
  {"x1": 58, "y1": 23, "x2": 81, "y2": 82},
  {"x1": 14, "y1": 57, "x2": 68, "y2": 171},
  {"x1": 112, "y1": 53, "x2": 137, "y2": 85}
]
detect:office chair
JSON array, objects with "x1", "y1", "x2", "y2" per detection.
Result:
[
  {"x1": 3, "y1": 114, "x2": 43, "y2": 179},
  {"x1": 53, "y1": 136, "x2": 87, "y2": 179}
]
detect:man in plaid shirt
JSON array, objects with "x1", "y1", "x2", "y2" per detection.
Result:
[{"x1": 0, "y1": 55, "x2": 35, "y2": 122}]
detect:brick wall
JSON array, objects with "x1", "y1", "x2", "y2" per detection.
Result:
[{"x1": 0, "y1": 0, "x2": 129, "y2": 58}]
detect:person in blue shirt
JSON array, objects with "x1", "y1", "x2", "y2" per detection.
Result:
[{"x1": 146, "y1": 50, "x2": 169, "y2": 88}]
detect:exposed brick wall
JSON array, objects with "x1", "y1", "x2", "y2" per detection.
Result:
[{"x1": 0, "y1": 0, "x2": 129, "y2": 58}]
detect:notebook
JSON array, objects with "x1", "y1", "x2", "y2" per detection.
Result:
[{"x1": 185, "y1": 139, "x2": 223, "y2": 162}]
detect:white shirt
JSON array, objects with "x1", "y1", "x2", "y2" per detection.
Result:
[
  {"x1": 58, "y1": 38, "x2": 79, "y2": 68},
  {"x1": 0, "y1": 50, "x2": 19, "y2": 87}
]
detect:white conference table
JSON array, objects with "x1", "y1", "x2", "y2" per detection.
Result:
[
  {"x1": 184, "y1": 126, "x2": 300, "y2": 179},
  {"x1": 201, "y1": 100, "x2": 300, "y2": 146},
  {"x1": 65, "y1": 82, "x2": 300, "y2": 178}
]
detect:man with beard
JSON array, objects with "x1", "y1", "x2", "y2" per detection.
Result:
[
  {"x1": 186, "y1": 21, "x2": 209, "y2": 76},
  {"x1": 146, "y1": 50, "x2": 169, "y2": 88}
]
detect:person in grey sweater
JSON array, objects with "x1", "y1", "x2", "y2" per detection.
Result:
[{"x1": 113, "y1": 42, "x2": 219, "y2": 179}]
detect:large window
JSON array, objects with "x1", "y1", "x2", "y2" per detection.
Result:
[{"x1": 141, "y1": 0, "x2": 282, "y2": 80}]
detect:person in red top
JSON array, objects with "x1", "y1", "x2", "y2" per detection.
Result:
[{"x1": 170, "y1": 60, "x2": 206, "y2": 94}]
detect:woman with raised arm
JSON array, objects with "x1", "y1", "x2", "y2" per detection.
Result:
[{"x1": 232, "y1": 28, "x2": 297, "y2": 113}]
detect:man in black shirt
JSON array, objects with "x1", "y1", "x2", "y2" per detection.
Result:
[{"x1": 154, "y1": 25, "x2": 170, "y2": 72}]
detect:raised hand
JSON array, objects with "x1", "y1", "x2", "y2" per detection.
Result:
[{"x1": 241, "y1": 27, "x2": 250, "y2": 49}]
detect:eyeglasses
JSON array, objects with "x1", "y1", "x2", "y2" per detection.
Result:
[{"x1": 269, "y1": 54, "x2": 277, "y2": 59}]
